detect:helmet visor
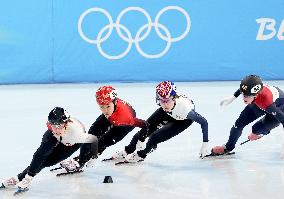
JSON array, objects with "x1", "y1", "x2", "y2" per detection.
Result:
[
  {"x1": 242, "y1": 94, "x2": 255, "y2": 97},
  {"x1": 50, "y1": 123, "x2": 65, "y2": 129},
  {"x1": 158, "y1": 96, "x2": 174, "y2": 104}
]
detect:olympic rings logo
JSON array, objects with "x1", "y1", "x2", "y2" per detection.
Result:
[{"x1": 78, "y1": 6, "x2": 191, "y2": 60}]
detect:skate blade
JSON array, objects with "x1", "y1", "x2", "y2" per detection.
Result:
[
  {"x1": 203, "y1": 151, "x2": 236, "y2": 158},
  {"x1": 14, "y1": 187, "x2": 29, "y2": 195},
  {"x1": 102, "y1": 157, "x2": 115, "y2": 162},
  {"x1": 56, "y1": 169, "x2": 83, "y2": 177},
  {"x1": 50, "y1": 166, "x2": 62, "y2": 171},
  {"x1": 115, "y1": 159, "x2": 144, "y2": 165},
  {"x1": 0, "y1": 183, "x2": 5, "y2": 189}
]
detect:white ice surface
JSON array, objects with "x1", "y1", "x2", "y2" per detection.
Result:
[{"x1": 1, "y1": 81, "x2": 284, "y2": 199}]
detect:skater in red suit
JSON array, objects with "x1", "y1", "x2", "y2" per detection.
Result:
[{"x1": 60, "y1": 86, "x2": 147, "y2": 170}]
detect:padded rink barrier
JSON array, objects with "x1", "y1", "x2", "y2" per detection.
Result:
[{"x1": 0, "y1": 0, "x2": 283, "y2": 84}]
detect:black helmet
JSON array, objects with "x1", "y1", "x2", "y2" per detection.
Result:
[
  {"x1": 240, "y1": 75, "x2": 263, "y2": 96},
  {"x1": 48, "y1": 107, "x2": 70, "y2": 125}
]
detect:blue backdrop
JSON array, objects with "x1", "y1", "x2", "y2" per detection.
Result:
[{"x1": 0, "y1": 0, "x2": 283, "y2": 84}]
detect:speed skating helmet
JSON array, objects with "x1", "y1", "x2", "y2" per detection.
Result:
[
  {"x1": 240, "y1": 75, "x2": 263, "y2": 96},
  {"x1": 96, "y1": 86, "x2": 117, "y2": 105},
  {"x1": 48, "y1": 107, "x2": 70, "y2": 125},
  {"x1": 156, "y1": 81, "x2": 177, "y2": 100}
]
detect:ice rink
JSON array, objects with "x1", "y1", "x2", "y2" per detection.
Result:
[{"x1": 1, "y1": 81, "x2": 284, "y2": 199}]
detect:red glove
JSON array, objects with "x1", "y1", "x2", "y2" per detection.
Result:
[{"x1": 248, "y1": 133, "x2": 262, "y2": 141}]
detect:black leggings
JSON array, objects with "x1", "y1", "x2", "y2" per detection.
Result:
[
  {"x1": 88, "y1": 114, "x2": 135, "y2": 154},
  {"x1": 18, "y1": 143, "x2": 81, "y2": 180},
  {"x1": 79, "y1": 114, "x2": 135, "y2": 163},
  {"x1": 125, "y1": 108, "x2": 193, "y2": 158},
  {"x1": 226, "y1": 103, "x2": 284, "y2": 151}
]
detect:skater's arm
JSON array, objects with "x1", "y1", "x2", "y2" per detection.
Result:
[
  {"x1": 132, "y1": 118, "x2": 148, "y2": 128},
  {"x1": 266, "y1": 103, "x2": 284, "y2": 123},
  {"x1": 27, "y1": 130, "x2": 58, "y2": 176},
  {"x1": 220, "y1": 89, "x2": 240, "y2": 106},
  {"x1": 186, "y1": 110, "x2": 208, "y2": 142},
  {"x1": 233, "y1": 89, "x2": 241, "y2": 98}
]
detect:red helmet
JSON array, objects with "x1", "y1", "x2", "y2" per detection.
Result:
[
  {"x1": 156, "y1": 81, "x2": 177, "y2": 99},
  {"x1": 95, "y1": 86, "x2": 117, "y2": 105}
]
